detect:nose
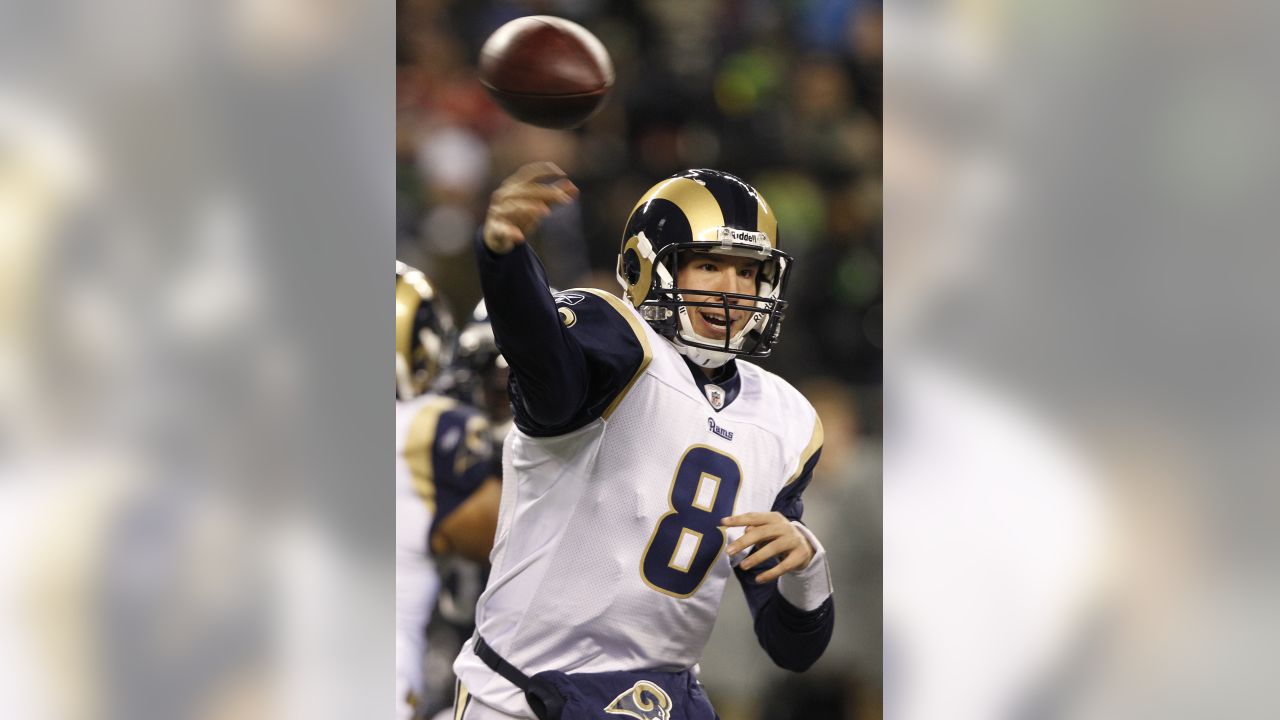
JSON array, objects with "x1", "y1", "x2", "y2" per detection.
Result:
[
  {"x1": 702, "y1": 268, "x2": 737, "y2": 298},
  {"x1": 725, "y1": 267, "x2": 752, "y2": 296}
]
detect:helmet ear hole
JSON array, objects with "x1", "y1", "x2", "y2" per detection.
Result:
[{"x1": 622, "y1": 248, "x2": 642, "y2": 285}]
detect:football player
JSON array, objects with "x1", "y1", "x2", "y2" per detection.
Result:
[
  {"x1": 446, "y1": 300, "x2": 514, "y2": 448},
  {"x1": 416, "y1": 300, "x2": 515, "y2": 718},
  {"x1": 451, "y1": 164, "x2": 835, "y2": 720},
  {"x1": 396, "y1": 262, "x2": 503, "y2": 720}
]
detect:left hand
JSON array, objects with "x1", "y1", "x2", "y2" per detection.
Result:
[{"x1": 722, "y1": 511, "x2": 815, "y2": 583}]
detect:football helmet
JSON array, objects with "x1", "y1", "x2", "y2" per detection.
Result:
[
  {"x1": 615, "y1": 169, "x2": 792, "y2": 368},
  {"x1": 444, "y1": 299, "x2": 513, "y2": 440},
  {"x1": 396, "y1": 261, "x2": 455, "y2": 400}
]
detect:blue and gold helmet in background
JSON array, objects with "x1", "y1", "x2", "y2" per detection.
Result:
[
  {"x1": 615, "y1": 169, "x2": 792, "y2": 368},
  {"x1": 395, "y1": 261, "x2": 455, "y2": 401}
]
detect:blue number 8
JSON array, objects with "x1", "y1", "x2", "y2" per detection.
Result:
[{"x1": 640, "y1": 445, "x2": 742, "y2": 598}]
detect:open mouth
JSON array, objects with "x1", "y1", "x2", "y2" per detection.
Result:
[{"x1": 699, "y1": 310, "x2": 733, "y2": 336}]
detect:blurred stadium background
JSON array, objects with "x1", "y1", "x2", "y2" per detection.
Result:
[{"x1": 396, "y1": 1, "x2": 883, "y2": 718}]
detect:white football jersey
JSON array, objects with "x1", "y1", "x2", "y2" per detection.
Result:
[
  {"x1": 397, "y1": 393, "x2": 494, "y2": 719},
  {"x1": 453, "y1": 290, "x2": 822, "y2": 717}
]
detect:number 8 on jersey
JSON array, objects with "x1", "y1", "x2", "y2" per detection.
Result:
[{"x1": 641, "y1": 445, "x2": 742, "y2": 598}]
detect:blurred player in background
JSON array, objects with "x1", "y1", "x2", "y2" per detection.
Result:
[
  {"x1": 396, "y1": 262, "x2": 503, "y2": 720},
  {"x1": 416, "y1": 299, "x2": 515, "y2": 718},
  {"x1": 447, "y1": 300, "x2": 514, "y2": 446},
  {"x1": 450, "y1": 164, "x2": 834, "y2": 720}
]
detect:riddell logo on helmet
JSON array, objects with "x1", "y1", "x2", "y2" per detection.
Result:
[{"x1": 717, "y1": 227, "x2": 767, "y2": 247}]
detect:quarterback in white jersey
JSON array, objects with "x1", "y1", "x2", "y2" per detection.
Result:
[
  {"x1": 452, "y1": 166, "x2": 835, "y2": 719},
  {"x1": 396, "y1": 263, "x2": 502, "y2": 720}
]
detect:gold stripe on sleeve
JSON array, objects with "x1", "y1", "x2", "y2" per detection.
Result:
[
  {"x1": 784, "y1": 414, "x2": 824, "y2": 486},
  {"x1": 578, "y1": 288, "x2": 653, "y2": 420}
]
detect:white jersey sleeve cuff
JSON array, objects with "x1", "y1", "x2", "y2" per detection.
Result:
[{"x1": 778, "y1": 521, "x2": 834, "y2": 612}]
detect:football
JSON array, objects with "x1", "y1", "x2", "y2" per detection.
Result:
[{"x1": 478, "y1": 16, "x2": 614, "y2": 130}]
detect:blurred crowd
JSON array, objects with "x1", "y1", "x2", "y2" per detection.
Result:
[
  {"x1": 397, "y1": 0, "x2": 882, "y2": 386},
  {"x1": 397, "y1": 1, "x2": 883, "y2": 718}
]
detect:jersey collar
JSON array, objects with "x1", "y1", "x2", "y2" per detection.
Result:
[{"x1": 682, "y1": 357, "x2": 741, "y2": 412}]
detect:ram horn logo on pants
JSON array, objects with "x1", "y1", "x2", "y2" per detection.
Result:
[{"x1": 604, "y1": 681, "x2": 672, "y2": 720}]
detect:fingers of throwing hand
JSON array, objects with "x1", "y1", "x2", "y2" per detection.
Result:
[
  {"x1": 498, "y1": 197, "x2": 554, "y2": 231},
  {"x1": 495, "y1": 181, "x2": 576, "y2": 206},
  {"x1": 506, "y1": 161, "x2": 568, "y2": 186}
]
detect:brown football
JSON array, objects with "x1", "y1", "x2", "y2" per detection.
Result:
[{"x1": 478, "y1": 16, "x2": 614, "y2": 130}]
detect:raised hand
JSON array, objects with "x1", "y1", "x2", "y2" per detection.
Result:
[{"x1": 483, "y1": 161, "x2": 579, "y2": 255}]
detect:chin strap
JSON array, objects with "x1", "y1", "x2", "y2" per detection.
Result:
[{"x1": 671, "y1": 336, "x2": 734, "y2": 369}]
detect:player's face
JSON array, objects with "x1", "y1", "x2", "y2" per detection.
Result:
[{"x1": 676, "y1": 253, "x2": 762, "y2": 340}]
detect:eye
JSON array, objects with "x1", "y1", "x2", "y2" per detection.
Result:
[
  {"x1": 738, "y1": 266, "x2": 757, "y2": 279},
  {"x1": 698, "y1": 262, "x2": 718, "y2": 272}
]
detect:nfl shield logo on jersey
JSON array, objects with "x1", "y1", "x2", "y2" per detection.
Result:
[
  {"x1": 604, "y1": 681, "x2": 672, "y2": 720},
  {"x1": 704, "y1": 384, "x2": 724, "y2": 410}
]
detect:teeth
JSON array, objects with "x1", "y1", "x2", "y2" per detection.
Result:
[{"x1": 700, "y1": 311, "x2": 728, "y2": 326}]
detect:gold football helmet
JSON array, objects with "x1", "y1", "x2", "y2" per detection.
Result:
[{"x1": 395, "y1": 261, "x2": 455, "y2": 400}]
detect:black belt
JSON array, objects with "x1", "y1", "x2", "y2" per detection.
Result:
[
  {"x1": 474, "y1": 635, "x2": 531, "y2": 692},
  {"x1": 473, "y1": 635, "x2": 567, "y2": 720}
]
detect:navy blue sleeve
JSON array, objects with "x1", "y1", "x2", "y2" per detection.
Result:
[
  {"x1": 772, "y1": 448, "x2": 822, "y2": 521},
  {"x1": 476, "y1": 233, "x2": 647, "y2": 437},
  {"x1": 734, "y1": 447, "x2": 833, "y2": 671},
  {"x1": 735, "y1": 562, "x2": 835, "y2": 672},
  {"x1": 427, "y1": 404, "x2": 496, "y2": 544}
]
